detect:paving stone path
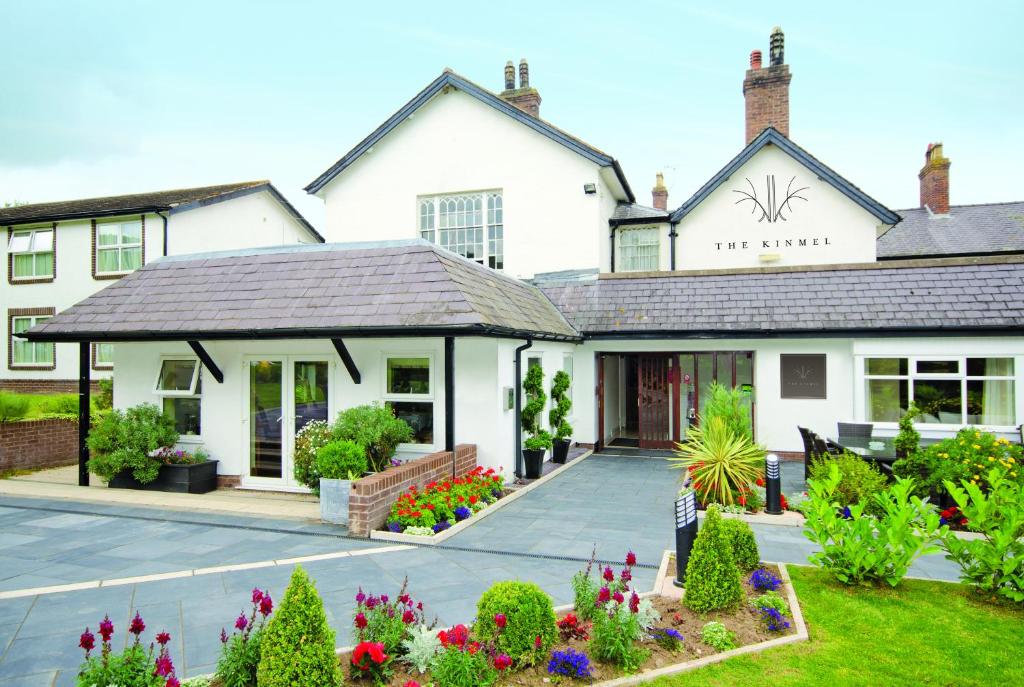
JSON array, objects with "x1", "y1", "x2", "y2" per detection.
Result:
[{"x1": 0, "y1": 454, "x2": 959, "y2": 685}]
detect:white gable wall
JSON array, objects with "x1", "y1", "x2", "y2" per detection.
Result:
[
  {"x1": 318, "y1": 88, "x2": 617, "y2": 278},
  {"x1": 676, "y1": 144, "x2": 884, "y2": 270}
]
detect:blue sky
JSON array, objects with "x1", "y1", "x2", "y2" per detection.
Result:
[{"x1": 1, "y1": 0, "x2": 1020, "y2": 227}]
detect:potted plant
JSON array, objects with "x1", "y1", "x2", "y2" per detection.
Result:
[
  {"x1": 316, "y1": 439, "x2": 368, "y2": 525},
  {"x1": 521, "y1": 364, "x2": 550, "y2": 478},
  {"x1": 332, "y1": 403, "x2": 414, "y2": 472},
  {"x1": 893, "y1": 401, "x2": 921, "y2": 458},
  {"x1": 549, "y1": 370, "x2": 573, "y2": 464}
]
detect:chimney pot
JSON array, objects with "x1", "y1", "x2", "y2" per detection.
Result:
[
  {"x1": 919, "y1": 142, "x2": 951, "y2": 215},
  {"x1": 500, "y1": 58, "x2": 541, "y2": 117},
  {"x1": 652, "y1": 172, "x2": 669, "y2": 211},
  {"x1": 519, "y1": 58, "x2": 529, "y2": 89},
  {"x1": 750, "y1": 50, "x2": 762, "y2": 70},
  {"x1": 770, "y1": 26, "x2": 785, "y2": 66},
  {"x1": 504, "y1": 61, "x2": 515, "y2": 90}
]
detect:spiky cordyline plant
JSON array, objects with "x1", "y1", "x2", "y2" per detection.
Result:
[{"x1": 670, "y1": 416, "x2": 765, "y2": 505}]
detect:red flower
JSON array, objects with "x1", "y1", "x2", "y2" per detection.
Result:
[
  {"x1": 494, "y1": 653, "x2": 512, "y2": 671},
  {"x1": 351, "y1": 641, "x2": 388, "y2": 670},
  {"x1": 468, "y1": 641, "x2": 481, "y2": 655},
  {"x1": 469, "y1": 495, "x2": 478, "y2": 504},
  {"x1": 129, "y1": 612, "x2": 145, "y2": 636},
  {"x1": 625, "y1": 550, "x2": 637, "y2": 566},
  {"x1": 251, "y1": 588, "x2": 264, "y2": 604},
  {"x1": 628, "y1": 592, "x2": 640, "y2": 614},
  {"x1": 98, "y1": 615, "x2": 114, "y2": 642},
  {"x1": 494, "y1": 613, "x2": 507, "y2": 629},
  {"x1": 79, "y1": 629, "x2": 95, "y2": 653},
  {"x1": 355, "y1": 612, "x2": 368, "y2": 629},
  {"x1": 535, "y1": 635, "x2": 543, "y2": 650},
  {"x1": 598, "y1": 586, "x2": 610, "y2": 603},
  {"x1": 259, "y1": 594, "x2": 273, "y2": 617},
  {"x1": 156, "y1": 631, "x2": 171, "y2": 646},
  {"x1": 603, "y1": 566, "x2": 614, "y2": 582},
  {"x1": 620, "y1": 568, "x2": 632, "y2": 583},
  {"x1": 756, "y1": 477, "x2": 765, "y2": 487},
  {"x1": 426, "y1": 503, "x2": 435, "y2": 510},
  {"x1": 165, "y1": 679, "x2": 180, "y2": 687},
  {"x1": 402, "y1": 610, "x2": 415, "y2": 624},
  {"x1": 404, "y1": 682, "x2": 421, "y2": 687},
  {"x1": 613, "y1": 591, "x2": 625, "y2": 604},
  {"x1": 738, "y1": 495, "x2": 747, "y2": 506}
]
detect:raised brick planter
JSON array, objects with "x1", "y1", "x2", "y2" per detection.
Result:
[
  {"x1": 0, "y1": 418, "x2": 78, "y2": 473},
  {"x1": 347, "y1": 444, "x2": 476, "y2": 537}
]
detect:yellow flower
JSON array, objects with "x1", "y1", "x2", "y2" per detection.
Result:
[
  {"x1": 970, "y1": 479, "x2": 978, "y2": 485},
  {"x1": 1009, "y1": 457, "x2": 1016, "y2": 465},
  {"x1": 973, "y1": 445, "x2": 982, "y2": 450},
  {"x1": 1012, "y1": 471, "x2": 1018, "y2": 477},
  {"x1": 989, "y1": 457, "x2": 996, "y2": 462},
  {"x1": 973, "y1": 474, "x2": 980, "y2": 480}
]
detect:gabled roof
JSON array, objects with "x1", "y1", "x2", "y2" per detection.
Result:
[
  {"x1": 668, "y1": 128, "x2": 900, "y2": 225},
  {"x1": 609, "y1": 203, "x2": 669, "y2": 225},
  {"x1": 542, "y1": 256, "x2": 1024, "y2": 337},
  {"x1": 304, "y1": 70, "x2": 635, "y2": 202},
  {"x1": 22, "y1": 240, "x2": 579, "y2": 343},
  {"x1": 878, "y1": 201, "x2": 1024, "y2": 259}
]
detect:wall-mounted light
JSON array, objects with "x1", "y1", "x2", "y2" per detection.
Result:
[{"x1": 583, "y1": 183, "x2": 597, "y2": 195}]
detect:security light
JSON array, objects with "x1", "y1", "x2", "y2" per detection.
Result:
[{"x1": 583, "y1": 183, "x2": 597, "y2": 194}]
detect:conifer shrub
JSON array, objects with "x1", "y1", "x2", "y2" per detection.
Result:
[
  {"x1": 256, "y1": 565, "x2": 342, "y2": 687},
  {"x1": 720, "y1": 517, "x2": 761, "y2": 571},
  {"x1": 475, "y1": 581, "x2": 557, "y2": 665},
  {"x1": 683, "y1": 505, "x2": 744, "y2": 613}
]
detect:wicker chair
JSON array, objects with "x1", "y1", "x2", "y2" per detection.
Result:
[
  {"x1": 837, "y1": 422, "x2": 873, "y2": 440},
  {"x1": 797, "y1": 426, "x2": 816, "y2": 480}
]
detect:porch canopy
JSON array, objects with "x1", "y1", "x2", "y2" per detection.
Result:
[{"x1": 21, "y1": 239, "x2": 580, "y2": 485}]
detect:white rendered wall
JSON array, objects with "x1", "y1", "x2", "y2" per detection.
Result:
[
  {"x1": 675, "y1": 144, "x2": 885, "y2": 270},
  {"x1": 317, "y1": 88, "x2": 622, "y2": 278}
]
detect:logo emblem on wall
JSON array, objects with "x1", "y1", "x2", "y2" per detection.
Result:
[{"x1": 733, "y1": 175, "x2": 808, "y2": 223}]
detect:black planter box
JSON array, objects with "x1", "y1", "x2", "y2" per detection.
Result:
[
  {"x1": 522, "y1": 449, "x2": 545, "y2": 479},
  {"x1": 552, "y1": 438, "x2": 571, "y2": 464},
  {"x1": 109, "y1": 460, "x2": 219, "y2": 494}
]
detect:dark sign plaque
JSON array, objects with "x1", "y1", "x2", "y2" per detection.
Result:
[{"x1": 780, "y1": 354, "x2": 826, "y2": 399}]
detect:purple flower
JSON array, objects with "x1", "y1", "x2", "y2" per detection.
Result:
[
  {"x1": 454, "y1": 506, "x2": 472, "y2": 521},
  {"x1": 842, "y1": 506, "x2": 853, "y2": 519},
  {"x1": 381, "y1": 595, "x2": 389, "y2": 604},
  {"x1": 355, "y1": 588, "x2": 366, "y2": 604},
  {"x1": 628, "y1": 592, "x2": 640, "y2": 614},
  {"x1": 432, "y1": 520, "x2": 451, "y2": 533},
  {"x1": 259, "y1": 594, "x2": 273, "y2": 617},
  {"x1": 251, "y1": 588, "x2": 264, "y2": 604},
  {"x1": 220, "y1": 628, "x2": 229, "y2": 644},
  {"x1": 129, "y1": 612, "x2": 145, "y2": 636},
  {"x1": 612, "y1": 591, "x2": 624, "y2": 604},
  {"x1": 388, "y1": 521, "x2": 404, "y2": 533},
  {"x1": 749, "y1": 568, "x2": 782, "y2": 592},
  {"x1": 155, "y1": 654, "x2": 175, "y2": 677},
  {"x1": 235, "y1": 613, "x2": 247, "y2": 631},
  {"x1": 79, "y1": 628, "x2": 95, "y2": 653}
]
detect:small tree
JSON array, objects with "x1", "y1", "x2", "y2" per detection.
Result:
[
  {"x1": 256, "y1": 565, "x2": 341, "y2": 687},
  {"x1": 548, "y1": 370, "x2": 573, "y2": 441},
  {"x1": 333, "y1": 403, "x2": 413, "y2": 472},
  {"x1": 683, "y1": 505, "x2": 743, "y2": 612},
  {"x1": 893, "y1": 401, "x2": 921, "y2": 457},
  {"x1": 521, "y1": 364, "x2": 551, "y2": 451}
]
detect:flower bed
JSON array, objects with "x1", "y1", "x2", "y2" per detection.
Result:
[{"x1": 381, "y1": 465, "x2": 504, "y2": 536}]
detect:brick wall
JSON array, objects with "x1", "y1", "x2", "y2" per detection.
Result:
[
  {"x1": 743, "y1": 64, "x2": 791, "y2": 144},
  {"x1": 0, "y1": 418, "x2": 78, "y2": 472},
  {"x1": 348, "y1": 444, "x2": 477, "y2": 537},
  {"x1": 0, "y1": 379, "x2": 103, "y2": 394}
]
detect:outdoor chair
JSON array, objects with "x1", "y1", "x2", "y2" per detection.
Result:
[
  {"x1": 837, "y1": 422, "x2": 873, "y2": 439},
  {"x1": 797, "y1": 426, "x2": 816, "y2": 480}
]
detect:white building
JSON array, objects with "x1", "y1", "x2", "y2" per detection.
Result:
[{"x1": 2, "y1": 181, "x2": 322, "y2": 393}]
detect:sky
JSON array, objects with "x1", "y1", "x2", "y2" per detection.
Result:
[{"x1": 1, "y1": 0, "x2": 1021, "y2": 228}]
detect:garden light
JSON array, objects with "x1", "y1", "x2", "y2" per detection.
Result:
[
  {"x1": 765, "y1": 453, "x2": 783, "y2": 514},
  {"x1": 673, "y1": 488, "x2": 699, "y2": 587}
]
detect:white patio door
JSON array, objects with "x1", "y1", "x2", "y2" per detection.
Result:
[{"x1": 243, "y1": 357, "x2": 332, "y2": 490}]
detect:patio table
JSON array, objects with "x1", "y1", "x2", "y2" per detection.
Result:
[{"x1": 830, "y1": 436, "x2": 942, "y2": 465}]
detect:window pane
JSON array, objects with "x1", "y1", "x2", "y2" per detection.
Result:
[
  {"x1": 387, "y1": 357, "x2": 430, "y2": 394},
  {"x1": 294, "y1": 361, "x2": 329, "y2": 434},
  {"x1": 98, "y1": 225, "x2": 120, "y2": 246},
  {"x1": 966, "y1": 379, "x2": 1015, "y2": 425},
  {"x1": 916, "y1": 360, "x2": 959, "y2": 375},
  {"x1": 866, "y1": 378, "x2": 908, "y2": 423},
  {"x1": 164, "y1": 397, "x2": 201, "y2": 436},
  {"x1": 34, "y1": 342, "x2": 54, "y2": 364},
  {"x1": 12, "y1": 253, "x2": 34, "y2": 277},
  {"x1": 865, "y1": 358, "x2": 907, "y2": 376},
  {"x1": 966, "y1": 357, "x2": 1014, "y2": 377},
  {"x1": 95, "y1": 343, "x2": 114, "y2": 364},
  {"x1": 121, "y1": 247, "x2": 142, "y2": 271},
  {"x1": 35, "y1": 252, "x2": 53, "y2": 277},
  {"x1": 97, "y1": 248, "x2": 120, "y2": 272},
  {"x1": 620, "y1": 228, "x2": 659, "y2": 272},
  {"x1": 913, "y1": 379, "x2": 962, "y2": 424},
  {"x1": 157, "y1": 360, "x2": 197, "y2": 392},
  {"x1": 31, "y1": 230, "x2": 53, "y2": 251},
  {"x1": 8, "y1": 232, "x2": 31, "y2": 253},
  {"x1": 121, "y1": 221, "x2": 142, "y2": 244},
  {"x1": 387, "y1": 401, "x2": 433, "y2": 444},
  {"x1": 12, "y1": 339, "x2": 32, "y2": 364},
  {"x1": 12, "y1": 317, "x2": 31, "y2": 335}
]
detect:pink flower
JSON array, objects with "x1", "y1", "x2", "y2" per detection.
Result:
[
  {"x1": 381, "y1": 594, "x2": 389, "y2": 604},
  {"x1": 155, "y1": 654, "x2": 174, "y2": 677},
  {"x1": 629, "y1": 592, "x2": 640, "y2": 614},
  {"x1": 99, "y1": 615, "x2": 114, "y2": 642},
  {"x1": 598, "y1": 586, "x2": 610, "y2": 603},
  {"x1": 79, "y1": 629, "x2": 95, "y2": 653},
  {"x1": 399, "y1": 594, "x2": 411, "y2": 606},
  {"x1": 613, "y1": 591, "x2": 625, "y2": 604},
  {"x1": 620, "y1": 568, "x2": 632, "y2": 583},
  {"x1": 404, "y1": 682, "x2": 421, "y2": 687},
  {"x1": 402, "y1": 610, "x2": 415, "y2": 624},
  {"x1": 494, "y1": 613, "x2": 507, "y2": 629},
  {"x1": 259, "y1": 594, "x2": 273, "y2": 617},
  {"x1": 355, "y1": 612, "x2": 368, "y2": 629},
  {"x1": 165, "y1": 678, "x2": 180, "y2": 687},
  {"x1": 626, "y1": 550, "x2": 637, "y2": 566},
  {"x1": 494, "y1": 653, "x2": 512, "y2": 671},
  {"x1": 534, "y1": 635, "x2": 543, "y2": 650},
  {"x1": 603, "y1": 566, "x2": 614, "y2": 582},
  {"x1": 251, "y1": 588, "x2": 264, "y2": 604},
  {"x1": 129, "y1": 612, "x2": 145, "y2": 636},
  {"x1": 355, "y1": 589, "x2": 366, "y2": 604},
  {"x1": 220, "y1": 628, "x2": 228, "y2": 644},
  {"x1": 156, "y1": 631, "x2": 171, "y2": 646},
  {"x1": 235, "y1": 614, "x2": 247, "y2": 631}
]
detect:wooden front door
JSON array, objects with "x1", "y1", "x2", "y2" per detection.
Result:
[{"x1": 638, "y1": 355, "x2": 673, "y2": 448}]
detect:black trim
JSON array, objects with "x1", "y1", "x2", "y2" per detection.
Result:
[
  {"x1": 669, "y1": 223, "x2": 678, "y2": 271},
  {"x1": 581, "y1": 326, "x2": 1024, "y2": 340},
  {"x1": 444, "y1": 336, "x2": 455, "y2": 453},
  {"x1": 1, "y1": 206, "x2": 170, "y2": 227},
  {"x1": 187, "y1": 341, "x2": 224, "y2": 384},
  {"x1": 157, "y1": 210, "x2": 168, "y2": 257},
  {"x1": 513, "y1": 339, "x2": 534, "y2": 478},
  {"x1": 878, "y1": 249, "x2": 1024, "y2": 261},
  {"x1": 78, "y1": 342, "x2": 90, "y2": 487},
  {"x1": 609, "y1": 227, "x2": 616, "y2": 274},
  {"x1": 608, "y1": 216, "x2": 670, "y2": 227},
  {"x1": 330, "y1": 338, "x2": 362, "y2": 384}
]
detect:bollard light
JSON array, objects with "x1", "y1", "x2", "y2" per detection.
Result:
[
  {"x1": 765, "y1": 453, "x2": 783, "y2": 515},
  {"x1": 673, "y1": 488, "x2": 699, "y2": 587}
]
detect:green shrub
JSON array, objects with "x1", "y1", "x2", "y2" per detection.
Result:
[
  {"x1": 803, "y1": 463, "x2": 945, "y2": 586},
  {"x1": 590, "y1": 600, "x2": 650, "y2": 671},
  {"x1": 809, "y1": 452, "x2": 888, "y2": 513},
  {"x1": 315, "y1": 439, "x2": 367, "y2": 481},
  {"x1": 893, "y1": 401, "x2": 921, "y2": 457},
  {"x1": 700, "y1": 383, "x2": 752, "y2": 440},
  {"x1": 332, "y1": 403, "x2": 413, "y2": 472},
  {"x1": 751, "y1": 590, "x2": 789, "y2": 616},
  {"x1": 670, "y1": 416, "x2": 765, "y2": 506},
  {"x1": 256, "y1": 565, "x2": 341, "y2": 687},
  {"x1": 474, "y1": 581, "x2": 556, "y2": 665},
  {"x1": 41, "y1": 393, "x2": 78, "y2": 417},
  {"x1": 700, "y1": 621, "x2": 736, "y2": 651},
  {"x1": 942, "y1": 468, "x2": 1024, "y2": 603},
  {"x1": 293, "y1": 420, "x2": 333, "y2": 494},
  {"x1": 86, "y1": 403, "x2": 178, "y2": 484},
  {"x1": 683, "y1": 505, "x2": 744, "y2": 612},
  {"x1": 571, "y1": 559, "x2": 600, "y2": 622},
  {"x1": 96, "y1": 378, "x2": 114, "y2": 410},
  {"x1": 0, "y1": 392, "x2": 29, "y2": 422},
  {"x1": 430, "y1": 643, "x2": 496, "y2": 687},
  {"x1": 895, "y1": 428, "x2": 1024, "y2": 498},
  {"x1": 720, "y1": 518, "x2": 760, "y2": 571},
  {"x1": 548, "y1": 370, "x2": 573, "y2": 440},
  {"x1": 520, "y1": 364, "x2": 549, "y2": 451}
]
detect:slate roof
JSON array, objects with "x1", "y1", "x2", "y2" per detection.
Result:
[
  {"x1": 610, "y1": 203, "x2": 669, "y2": 224},
  {"x1": 541, "y1": 257, "x2": 1024, "y2": 336},
  {"x1": 23, "y1": 240, "x2": 579, "y2": 342},
  {"x1": 304, "y1": 70, "x2": 635, "y2": 202},
  {"x1": 668, "y1": 128, "x2": 900, "y2": 226},
  {"x1": 878, "y1": 201, "x2": 1024, "y2": 259}
]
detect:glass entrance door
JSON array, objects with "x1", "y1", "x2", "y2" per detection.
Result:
[{"x1": 680, "y1": 352, "x2": 755, "y2": 437}]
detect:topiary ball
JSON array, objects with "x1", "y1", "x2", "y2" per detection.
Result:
[
  {"x1": 475, "y1": 580, "x2": 557, "y2": 665},
  {"x1": 720, "y1": 517, "x2": 761, "y2": 571},
  {"x1": 683, "y1": 505, "x2": 744, "y2": 613}
]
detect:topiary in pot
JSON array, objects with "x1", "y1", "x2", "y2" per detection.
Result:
[
  {"x1": 332, "y1": 403, "x2": 413, "y2": 472},
  {"x1": 521, "y1": 364, "x2": 550, "y2": 478},
  {"x1": 316, "y1": 439, "x2": 368, "y2": 481},
  {"x1": 256, "y1": 565, "x2": 341, "y2": 687},
  {"x1": 548, "y1": 370, "x2": 573, "y2": 464},
  {"x1": 475, "y1": 580, "x2": 557, "y2": 666},
  {"x1": 683, "y1": 505, "x2": 744, "y2": 613},
  {"x1": 719, "y1": 517, "x2": 760, "y2": 571}
]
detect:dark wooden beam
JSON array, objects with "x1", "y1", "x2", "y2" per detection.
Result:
[
  {"x1": 78, "y1": 342, "x2": 90, "y2": 486},
  {"x1": 187, "y1": 341, "x2": 224, "y2": 383},
  {"x1": 444, "y1": 336, "x2": 455, "y2": 453},
  {"x1": 331, "y1": 338, "x2": 361, "y2": 384}
]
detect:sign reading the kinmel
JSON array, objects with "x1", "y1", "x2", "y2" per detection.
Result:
[{"x1": 715, "y1": 237, "x2": 832, "y2": 251}]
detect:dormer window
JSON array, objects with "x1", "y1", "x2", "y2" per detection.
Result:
[
  {"x1": 619, "y1": 226, "x2": 660, "y2": 272},
  {"x1": 419, "y1": 191, "x2": 503, "y2": 269}
]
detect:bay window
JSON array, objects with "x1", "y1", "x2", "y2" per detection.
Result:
[
  {"x1": 96, "y1": 220, "x2": 142, "y2": 275},
  {"x1": 384, "y1": 355, "x2": 433, "y2": 445},
  {"x1": 419, "y1": 191, "x2": 503, "y2": 269},
  {"x1": 154, "y1": 358, "x2": 201, "y2": 436},
  {"x1": 863, "y1": 356, "x2": 1016, "y2": 427},
  {"x1": 619, "y1": 227, "x2": 660, "y2": 272},
  {"x1": 8, "y1": 228, "x2": 54, "y2": 280}
]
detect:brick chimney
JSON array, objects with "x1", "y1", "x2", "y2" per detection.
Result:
[
  {"x1": 919, "y1": 143, "x2": 951, "y2": 215},
  {"x1": 743, "y1": 27, "x2": 792, "y2": 144},
  {"x1": 652, "y1": 172, "x2": 668, "y2": 210},
  {"x1": 500, "y1": 58, "x2": 541, "y2": 117}
]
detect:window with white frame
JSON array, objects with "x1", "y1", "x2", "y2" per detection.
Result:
[
  {"x1": 94, "y1": 343, "x2": 114, "y2": 368},
  {"x1": 96, "y1": 220, "x2": 142, "y2": 274},
  {"x1": 153, "y1": 358, "x2": 201, "y2": 435},
  {"x1": 863, "y1": 356, "x2": 1016, "y2": 427},
  {"x1": 419, "y1": 191, "x2": 504, "y2": 269},
  {"x1": 10, "y1": 315, "x2": 53, "y2": 366},
  {"x1": 8, "y1": 229, "x2": 54, "y2": 279},
  {"x1": 383, "y1": 355, "x2": 433, "y2": 445},
  {"x1": 618, "y1": 227, "x2": 660, "y2": 272}
]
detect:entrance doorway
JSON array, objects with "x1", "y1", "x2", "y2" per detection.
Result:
[
  {"x1": 243, "y1": 357, "x2": 331, "y2": 489},
  {"x1": 597, "y1": 351, "x2": 755, "y2": 451}
]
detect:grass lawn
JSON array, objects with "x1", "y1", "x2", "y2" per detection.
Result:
[
  {"x1": 1, "y1": 391, "x2": 105, "y2": 420},
  {"x1": 656, "y1": 565, "x2": 1023, "y2": 687}
]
